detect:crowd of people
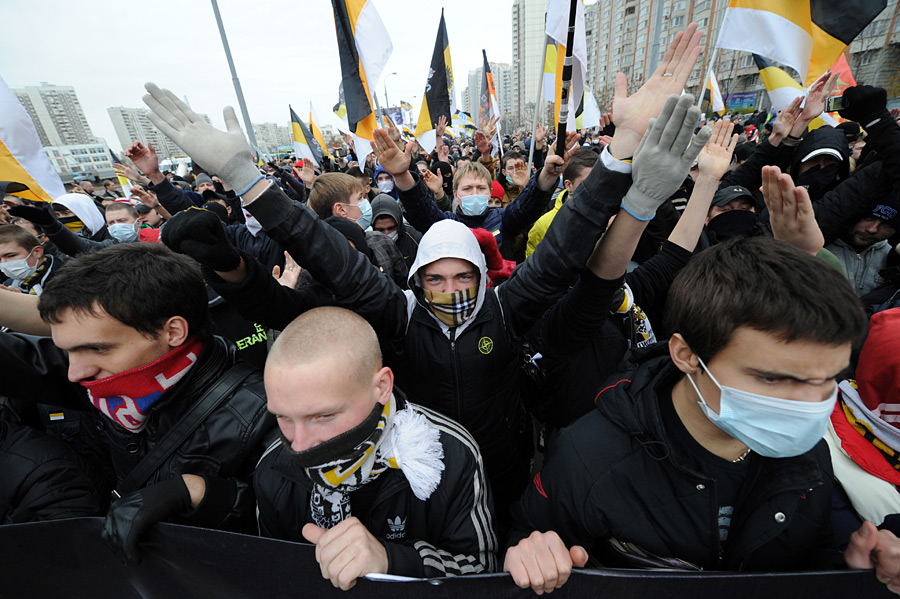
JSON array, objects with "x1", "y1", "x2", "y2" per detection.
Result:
[{"x1": 3, "y1": 22, "x2": 900, "y2": 594}]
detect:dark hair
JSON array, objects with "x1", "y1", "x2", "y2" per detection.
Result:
[
  {"x1": 0, "y1": 224, "x2": 40, "y2": 251},
  {"x1": 666, "y1": 237, "x2": 866, "y2": 362},
  {"x1": 104, "y1": 202, "x2": 139, "y2": 219},
  {"x1": 563, "y1": 148, "x2": 598, "y2": 183},
  {"x1": 39, "y1": 243, "x2": 212, "y2": 340}
]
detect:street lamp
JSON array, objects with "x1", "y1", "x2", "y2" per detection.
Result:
[{"x1": 384, "y1": 72, "x2": 398, "y2": 110}]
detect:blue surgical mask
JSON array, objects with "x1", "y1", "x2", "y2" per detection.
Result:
[
  {"x1": 108, "y1": 222, "x2": 139, "y2": 243},
  {"x1": 459, "y1": 193, "x2": 489, "y2": 216},
  {"x1": 353, "y1": 198, "x2": 372, "y2": 230},
  {"x1": 0, "y1": 248, "x2": 38, "y2": 281},
  {"x1": 686, "y1": 355, "x2": 837, "y2": 458}
]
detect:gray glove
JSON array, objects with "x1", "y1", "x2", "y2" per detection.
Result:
[
  {"x1": 142, "y1": 82, "x2": 262, "y2": 195},
  {"x1": 621, "y1": 94, "x2": 712, "y2": 221}
]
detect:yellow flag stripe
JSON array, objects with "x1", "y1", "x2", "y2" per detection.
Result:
[{"x1": 0, "y1": 138, "x2": 56, "y2": 202}]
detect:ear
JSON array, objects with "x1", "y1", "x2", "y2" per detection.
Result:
[
  {"x1": 332, "y1": 202, "x2": 346, "y2": 218},
  {"x1": 31, "y1": 245, "x2": 44, "y2": 261},
  {"x1": 563, "y1": 179, "x2": 574, "y2": 193},
  {"x1": 373, "y1": 366, "x2": 394, "y2": 405},
  {"x1": 161, "y1": 316, "x2": 190, "y2": 347},
  {"x1": 669, "y1": 333, "x2": 701, "y2": 376}
]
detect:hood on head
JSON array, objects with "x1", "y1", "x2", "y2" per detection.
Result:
[
  {"x1": 408, "y1": 219, "x2": 488, "y2": 334},
  {"x1": 373, "y1": 165, "x2": 398, "y2": 198},
  {"x1": 53, "y1": 193, "x2": 106, "y2": 236},
  {"x1": 371, "y1": 193, "x2": 404, "y2": 234}
]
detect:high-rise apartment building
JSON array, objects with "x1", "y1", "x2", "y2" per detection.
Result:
[
  {"x1": 512, "y1": 0, "x2": 549, "y2": 126},
  {"x1": 107, "y1": 106, "x2": 211, "y2": 161},
  {"x1": 466, "y1": 63, "x2": 513, "y2": 129},
  {"x1": 13, "y1": 83, "x2": 96, "y2": 147}
]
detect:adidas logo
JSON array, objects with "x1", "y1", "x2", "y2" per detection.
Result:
[{"x1": 386, "y1": 516, "x2": 406, "y2": 539}]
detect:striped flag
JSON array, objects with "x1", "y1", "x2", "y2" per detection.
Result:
[
  {"x1": 704, "y1": 71, "x2": 726, "y2": 117},
  {"x1": 109, "y1": 149, "x2": 134, "y2": 198},
  {"x1": 331, "y1": 0, "x2": 393, "y2": 160},
  {"x1": 542, "y1": 39, "x2": 557, "y2": 102},
  {"x1": 716, "y1": 0, "x2": 886, "y2": 87},
  {"x1": 309, "y1": 103, "x2": 333, "y2": 162},
  {"x1": 415, "y1": 10, "x2": 454, "y2": 153},
  {"x1": 333, "y1": 83, "x2": 348, "y2": 120},
  {"x1": 452, "y1": 110, "x2": 477, "y2": 133},
  {"x1": 290, "y1": 106, "x2": 324, "y2": 167},
  {"x1": 753, "y1": 54, "x2": 836, "y2": 129},
  {"x1": 479, "y1": 50, "x2": 501, "y2": 155},
  {"x1": 0, "y1": 75, "x2": 65, "y2": 202},
  {"x1": 547, "y1": 0, "x2": 587, "y2": 133}
]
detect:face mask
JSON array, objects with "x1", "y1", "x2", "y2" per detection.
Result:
[
  {"x1": 422, "y1": 284, "x2": 478, "y2": 327},
  {"x1": 795, "y1": 163, "x2": 841, "y2": 200},
  {"x1": 376, "y1": 180, "x2": 395, "y2": 193},
  {"x1": 351, "y1": 198, "x2": 372, "y2": 230},
  {"x1": 59, "y1": 215, "x2": 84, "y2": 233},
  {"x1": 706, "y1": 209, "x2": 757, "y2": 242},
  {"x1": 459, "y1": 193, "x2": 489, "y2": 216},
  {"x1": 385, "y1": 230, "x2": 399, "y2": 242},
  {"x1": 243, "y1": 209, "x2": 263, "y2": 237},
  {"x1": 686, "y1": 355, "x2": 837, "y2": 458},
  {"x1": 108, "y1": 222, "x2": 138, "y2": 243},
  {"x1": 505, "y1": 174, "x2": 514, "y2": 186},
  {"x1": 0, "y1": 248, "x2": 38, "y2": 281}
]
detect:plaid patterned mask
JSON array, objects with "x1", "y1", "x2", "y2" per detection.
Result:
[{"x1": 423, "y1": 284, "x2": 478, "y2": 327}]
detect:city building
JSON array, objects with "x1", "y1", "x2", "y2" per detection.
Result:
[
  {"x1": 43, "y1": 142, "x2": 113, "y2": 178},
  {"x1": 465, "y1": 62, "x2": 513, "y2": 130},
  {"x1": 13, "y1": 83, "x2": 96, "y2": 147},
  {"x1": 511, "y1": 0, "x2": 548, "y2": 128},
  {"x1": 252, "y1": 122, "x2": 293, "y2": 156},
  {"x1": 107, "y1": 106, "x2": 196, "y2": 162}
]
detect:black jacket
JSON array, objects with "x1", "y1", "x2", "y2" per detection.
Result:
[
  {"x1": 0, "y1": 418, "x2": 101, "y2": 524},
  {"x1": 0, "y1": 334, "x2": 277, "y2": 531},
  {"x1": 510, "y1": 344, "x2": 835, "y2": 571},
  {"x1": 255, "y1": 397, "x2": 498, "y2": 577}
]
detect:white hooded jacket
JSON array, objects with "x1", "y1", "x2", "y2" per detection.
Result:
[{"x1": 52, "y1": 193, "x2": 106, "y2": 237}]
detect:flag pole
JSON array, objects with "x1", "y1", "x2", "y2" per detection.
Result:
[
  {"x1": 698, "y1": 10, "x2": 726, "y2": 109},
  {"x1": 527, "y1": 19, "x2": 549, "y2": 176},
  {"x1": 555, "y1": 0, "x2": 579, "y2": 157},
  {"x1": 210, "y1": 0, "x2": 260, "y2": 158}
]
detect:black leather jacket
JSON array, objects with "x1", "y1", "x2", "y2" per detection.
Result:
[{"x1": 0, "y1": 333, "x2": 277, "y2": 532}]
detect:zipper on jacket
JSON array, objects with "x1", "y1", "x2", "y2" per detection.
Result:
[{"x1": 449, "y1": 328, "x2": 464, "y2": 424}]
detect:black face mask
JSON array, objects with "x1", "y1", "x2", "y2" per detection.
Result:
[
  {"x1": 280, "y1": 402, "x2": 383, "y2": 469},
  {"x1": 707, "y1": 209, "x2": 758, "y2": 242},
  {"x1": 795, "y1": 163, "x2": 841, "y2": 201}
]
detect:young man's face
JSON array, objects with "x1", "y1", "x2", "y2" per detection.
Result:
[
  {"x1": 681, "y1": 327, "x2": 849, "y2": 416},
  {"x1": 419, "y1": 257, "x2": 478, "y2": 294},
  {"x1": 376, "y1": 173, "x2": 393, "y2": 184},
  {"x1": 454, "y1": 174, "x2": 491, "y2": 200},
  {"x1": 0, "y1": 242, "x2": 41, "y2": 266},
  {"x1": 336, "y1": 189, "x2": 365, "y2": 221},
  {"x1": 141, "y1": 209, "x2": 164, "y2": 227},
  {"x1": 51, "y1": 306, "x2": 179, "y2": 382},
  {"x1": 196, "y1": 181, "x2": 216, "y2": 194},
  {"x1": 80, "y1": 181, "x2": 95, "y2": 193},
  {"x1": 488, "y1": 196, "x2": 503, "y2": 208},
  {"x1": 105, "y1": 210, "x2": 139, "y2": 229},
  {"x1": 373, "y1": 215, "x2": 398, "y2": 236},
  {"x1": 416, "y1": 163, "x2": 429, "y2": 176},
  {"x1": 849, "y1": 217, "x2": 896, "y2": 250},
  {"x1": 266, "y1": 357, "x2": 388, "y2": 452}
]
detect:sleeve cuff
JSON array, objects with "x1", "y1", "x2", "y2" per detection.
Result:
[{"x1": 601, "y1": 146, "x2": 633, "y2": 174}]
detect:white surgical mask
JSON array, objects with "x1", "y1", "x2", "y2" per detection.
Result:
[
  {"x1": 459, "y1": 193, "x2": 489, "y2": 216},
  {"x1": 108, "y1": 222, "x2": 138, "y2": 243},
  {"x1": 376, "y1": 180, "x2": 395, "y2": 193},
  {"x1": 0, "y1": 248, "x2": 38, "y2": 281},
  {"x1": 385, "y1": 230, "x2": 399, "y2": 242},
  {"x1": 686, "y1": 355, "x2": 837, "y2": 458}
]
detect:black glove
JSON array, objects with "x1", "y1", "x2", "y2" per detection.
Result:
[
  {"x1": 102, "y1": 476, "x2": 192, "y2": 566},
  {"x1": 8, "y1": 204, "x2": 56, "y2": 227},
  {"x1": 839, "y1": 85, "x2": 890, "y2": 128},
  {"x1": 160, "y1": 206, "x2": 241, "y2": 271}
]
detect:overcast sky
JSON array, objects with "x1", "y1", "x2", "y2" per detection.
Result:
[{"x1": 0, "y1": 0, "x2": 514, "y2": 153}]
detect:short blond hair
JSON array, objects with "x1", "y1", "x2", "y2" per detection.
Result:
[{"x1": 452, "y1": 161, "x2": 492, "y2": 193}]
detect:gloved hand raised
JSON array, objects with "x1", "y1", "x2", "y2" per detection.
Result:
[
  {"x1": 8, "y1": 204, "x2": 57, "y2": 227},
  {"x1": 160, "y1": 206, "x2": 241, "y2": 272},
  {"x1": 839, "y1": 85, "x2": 890, "y2": 129},
  {"x1": 102, "y1": 475, "x2": 191, "y2": 566},
  {"x1": 621, "y1": 94, "x2": 711, "y2": 221},
  {"x1": 142, "y1": 82, "x2": 262, "y2": 195}
]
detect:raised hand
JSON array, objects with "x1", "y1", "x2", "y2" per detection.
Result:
[
  {"x1": 770, "y1": 97, "x2": 802, "y2": 144},
  {"x1": 538, "y1": 131, "x2": 581, "y2": 191},
  {"x1": 123, "y1": 141, "x2": 161, "y2": 179},
  {"x1": 372, "y1": 128, "x2": 413, "y2": 176},
  {"x1": 142, "y1": 82, "x2": 261, "y2": 194},
  {"x1": 483, "y1": 114, "x2": 500, "y2": 141},
  {"x1": 790, "y1": 71, "x2": 839, "y2": 137},
  {"x1": 113, "y1": 162, "x2": 150, "y2": 185},
  {"x1": 609, "y1": 23, "x2": 703, "y2": 159},
  {"x1": 474, "y1": 130, "x2": 493, "y2": 156},
  {"x1": 272, "y1": 250, "x2": 301, "y2": 288},
  {"x1": 697, "y1": 118, "x2": 738, "y2": 182},
  {"x1": 129, "y1": 186, "x2": 160, "y2": 209},
  {"x1": 294, "y1": 161, "x2": 317, "y2": 187},
  {"x1": 422, "y1": 168, "x2": 445, "y2": 197},
  {"x1": 384, "y1": 114, "x2": 402, "y2": 147},
  {"x1": 434, "y1": 114, "x2": 448, "y2": 140},
  {"x1": 761, "y1": 165, "x2": 824, "y2": 255},
  {"x1": 437, "y1": 142, "x2": 450, "y2": 163},
  {"x1": 534, "y1": 122, "x2": 546, "y2": 146}
]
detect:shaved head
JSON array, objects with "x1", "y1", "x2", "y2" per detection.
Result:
[{"x1": 267, "y1": 307, "x2": 381, "y2": 387}]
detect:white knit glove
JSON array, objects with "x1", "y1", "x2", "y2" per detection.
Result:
[
  {"x1": 621, "y1": 94, "x2": 712, "y2": 221},
  {"x1": 142, "y1": 82, "x2": 262, "y2": 195}
]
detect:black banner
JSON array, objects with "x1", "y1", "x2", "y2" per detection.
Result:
[{"x1": 1, "y1": 518, "x2": 892, "y2": 599}]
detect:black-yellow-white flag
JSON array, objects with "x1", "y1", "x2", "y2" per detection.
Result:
[
  {"x1": 415, "y1": 10, "x2": 454, "y2": 153},
  {"x1": 291, "y1": 106, "x2": 324, "y2": 167}
]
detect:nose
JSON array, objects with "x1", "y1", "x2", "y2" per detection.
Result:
[
  {"x1": 865, "y1": 221, "x2": 881, "y2": 234},
  {"x1": 288, "y1": 422, "x2": 319, "y2": 452},
  {"x1": 67, "y1": 355, "x2": 101, "y2": 383}
]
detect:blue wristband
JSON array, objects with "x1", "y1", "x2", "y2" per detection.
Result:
[
  {"x1": 236, "y1": 175, "x2": 264, "y2": 197},
  {"x1": 620, "y1": 203, "x2": 656, "y2": 222}
]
